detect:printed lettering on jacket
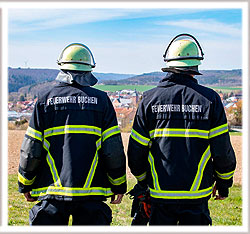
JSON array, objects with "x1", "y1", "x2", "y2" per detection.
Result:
[
  {"x1": 151, "y1": 104, "x2": 203, "y2": 113},
  {"x1": 46, "y1": 96, "x2": 98, "y2": 106}
]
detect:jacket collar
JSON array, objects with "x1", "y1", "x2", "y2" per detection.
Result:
[
  {"x1": 55, "y1": 70, "x2": 98, "y2": 86},
  {"x1": 158, "y1": 72, "x2": 198, "y2": 87}
]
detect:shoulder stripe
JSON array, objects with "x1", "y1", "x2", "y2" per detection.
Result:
[
  {"x1": 102, "y1": 126, "x2": 120, "y2": 142},
  {"x1": 26, "y1": 126, "x2": 43, "y2": 142},
  {"x1": 209, "y1": 124, "x2": 228, "y2": 138},
  {"x1": 131, "y1": 129, "x2": 150, "y2": 146}
]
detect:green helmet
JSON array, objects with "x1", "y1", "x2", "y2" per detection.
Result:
[
  {"x1": 163, "y1": 33, "x2": 204, "y2": 67},
  {"x1": 57, "y1": 43, "x2": 96, "y2": 71}
]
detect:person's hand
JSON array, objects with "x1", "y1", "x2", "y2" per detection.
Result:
[
  {"x1": 212, "y1": 184, "x2": 226, "y2": 200},
  {"x1": 24, "y1": 192, "x2": 37, "y2": 202},
  {"x1": 110, "y1": 194, "x2": 124, "y2": 204}
]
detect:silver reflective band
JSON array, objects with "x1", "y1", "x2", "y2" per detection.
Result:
[
  {"x1": 43, "y1": 139, "x2": 62, "y2": 187},
  {"x1": 102, "y1": 126, "x2": 120, "y2": 141},
  {"x1": 84, "y1": 138, "x2": 102, "y2": 188},
  {"x1": 215, "y1": 170, "x2": 234, "y2": 180},
  {"x1": 31, "y1": 186, "x2": 113, "y2": 197},
  {"x1": 150, "y1": 186, "x2": 213, "y2": 199},
  {"x1": 44, "y1": 125, "x2": 102, "y2": 138},
  {"x1": 190, "y1": 146, "x2": 211, "y2": 191},
  {"x1": 131, "y1": 129, "x2": 150, "y2": 146},
  {"x1": 150, "y1": 128, "x2": 208, "y2": 139},
  {"x1": 107, "y1": 174, "x2": 126, "y2": 185},
  {"x1": 209, "y1": 124, "x2": 228, "y2": 138},
  {"x1": 148, "y1": 152, "x2": 160, "y2": 190},
  {"x1": 84, "y1": 151, "x2": 99, "y2": 188},
  {"x1": 135, "y1": 171, "x2": 147, "y2": 181},
  {"x1": 26, "y1": 127, "x2": 43, "y2": 141}
]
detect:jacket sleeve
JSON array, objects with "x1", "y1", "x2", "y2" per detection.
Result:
[
  {"x1": 209, "y1": 93, "x2": 236, "y2": 197},
  {"x1": 18, "y1": 101, "x2": 45, "y2": 193},
  {"x1": 101, "y1": 95, "x2": 127, "y2": 194},
  {"x1": 127, "y1": 97, "x2": 150, "y2": 187}
]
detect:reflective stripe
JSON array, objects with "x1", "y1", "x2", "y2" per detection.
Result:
[
  {"x1": 107, "y1": 174, "x2": 126, "y2": 186},
  {"x1": 83, "y1": 138, "x2": 102, "y2": 188},
  {"x1": 131, "y1": 129, "x2": 150, "y2": 146},
  {"x1": 209, "y1": 123, "x2": 228, "y2": 138},
  {"x1": 18, "y1": 172, "x2": 36, "y2": 186},
  {"x1": 26, "y1": 126, "x2": 43, "y2": 142},
  {"x1": 148, "y1": 152, "x2": 161, "y2": 190},
  {"x1": 44, "y1": 125, "x2": 101, "y2": 138},
  {"x1": 150, "y1": 128, "x2": 209, "y2": 139},
  {"x1": 190, "y1": 146, "x2": 211, "y2": 191},
  {"x1": 31, "y1": 186, "x2": 113, "y2": 197},
  {"x1": 43, "y1": 139, "x2": 62, "y2": 187},
  {"x1": 215, "y1": 170, "x2": 235, "y2": 180},
  {"x1": 102, "y1": 126, "x2": 120, "y2": 142},
  {"x1": 150, "y1": 186, "x2": 213, "y2": 199},
  {"x1": 135, "y1": 171, "x2": 147, "y2": 181}
]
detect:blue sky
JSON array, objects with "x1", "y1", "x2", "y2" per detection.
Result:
[{"x1": 8, "y1": 7, "x2": 243, "y2": 74}]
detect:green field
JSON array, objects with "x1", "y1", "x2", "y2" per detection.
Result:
[
  {"x1": 94, "y1": 84, "x2": 156, "y2": 92},
  {"x1": 9, "y1": 174, "x2": 242, "y2": 226},
  {"x1": 209, "y1": 86, "x2": 242, "y2": 91},
  {"x1": 94, "y1": 84, "x2": 241, "y2": 93}
]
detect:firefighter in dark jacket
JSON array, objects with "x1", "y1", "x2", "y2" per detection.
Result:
[
  {"x1": 127, "y1": 34, "x2": 236, "y2": 225},
  {"x1": 18, "y1": 43, "x2": 127, "y2": 225}
]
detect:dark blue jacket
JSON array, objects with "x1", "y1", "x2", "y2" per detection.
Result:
[
  {"x1": 128, "y1": 73, "x2": 236, "y2": 204},
  {"x1": 18, "y1": 81, "x2": 127, "y2": 201}
]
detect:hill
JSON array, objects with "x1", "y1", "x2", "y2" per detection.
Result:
[
  {"x1": 111, "y1": 69, "x2": 242, "y2": 86},
  {"x1": 8, "y1": 67, "x2": 241, "y2": 96},
  {"x1": 8, "y1": 67, "x2": 135, "y2": 93}
]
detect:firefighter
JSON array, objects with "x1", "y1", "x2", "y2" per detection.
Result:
[
  {"x1": 18, "y1": 43, "x2": 127, "y2": 225},
  {"x1": 127, "y1": 34, "x2": 236, "y2": 225}
]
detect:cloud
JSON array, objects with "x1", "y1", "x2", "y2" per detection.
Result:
[
  {"x1": 158, "y1": 19, "x2": 241, "y2": 37},
  {"x1": 8, "y1": 9, "x2": 131, "y2": 33},
  {"x1": 8, "y1": 8, "x2": 209, "y2": 33}
]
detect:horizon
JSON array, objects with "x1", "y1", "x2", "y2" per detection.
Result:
[{"x1": 8, "y1": 66, "x2": 242, "y2": 76}]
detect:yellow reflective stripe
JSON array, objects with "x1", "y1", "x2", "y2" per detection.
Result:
[
  {"x1": 190, "y1": 146, "x2": 211, "y2": 191},
  {"x1": 148, "y1": 152, "x2": 161, "y2": 190},
  {"x1": 18, "y1": 172, "x2": 36, "y2": 186},
  {"x1": 44, "y1": 125, "x2": 101, "y2": 138},
  {"x1": 131, "y1": 129, "x2": 150, "y2": 146},
  {"x1": 150, "y1": 128, "x2": 209, "y2": 139},
  {"x1": 209, "y1": 123, "x2": 228, "y2": 138},
  {"x1": 83, "y1": 139, "x2": 101, "y2": 188},
  {"x1": 135, "y1": 171, "x2": 147, "y2": 181},
  {"x1": 26, "y1": 126, "x2": 43, "y2": 142},
  {"x1": 43, "y1": 139, "x2": 62, "y2": 187},
  {"x1": 150, "y1": 186, "x2": 213, "y2": 199},
  {"x1": 107, "y1": 174, "x2": 126, "y2": 186},
  {"x1": 31, "y1": 186, "x2": 113, "y2": 197},
  {"x1": 215, "y1": 170, "x2": 235, "y2": 180},
  {"x1": 102, "y1": 126, "x2": 120, "y2": 142}
]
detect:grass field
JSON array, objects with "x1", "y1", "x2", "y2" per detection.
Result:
[
  {"x1": 94, "y1": 84, "x2": 241, "y2": 93},
  {"x1": 8, "y1": 174, "x2": 242, "y2": 226},
  {"x1": 94, "y1": 84, "x2": 156, "y2": 92}
]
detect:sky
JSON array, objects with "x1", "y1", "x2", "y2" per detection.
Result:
[{"x1": 8, "y1": 5, "x2": 243, "y2": 74}]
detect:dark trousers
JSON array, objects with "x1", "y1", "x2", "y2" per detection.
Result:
[
  {"x1": 149, "y1": 201, "x2": 212, "y2": 225},
  {"x1": 29, "y1": 200, "x2": 112, "y2": 225}
]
